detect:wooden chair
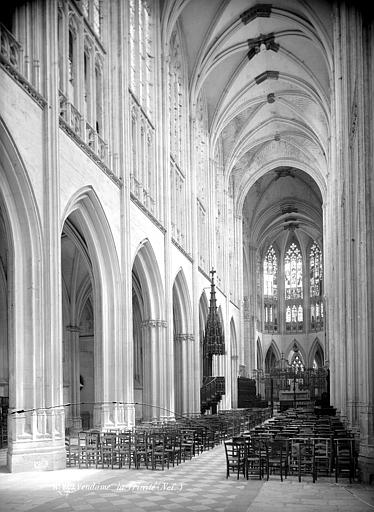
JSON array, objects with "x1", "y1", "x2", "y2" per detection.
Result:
[
  {"x1": 114, "y1": 431, "x2": 132, "y2": 469},
  {"x1": 133, "y1": 430, "x2": 151, "y2": 469},
  {"x1": 84, "y1": 431, "x2": 100, "y2": 468},
  {"x1": 165, "y1": 432, "x2": 182, "y2": 467},
  {"x1": 100, "y1": 432, "x2": 116, "y2": 469},
  {"x1": 245, "y1": 438, "x2": 264, "y2": 480},
  {"x1": 65, "y1": 433, "x2": 83, "y2": 467},
  {"x1": 266, "y1": 439, "x2": 287, "y2": 481},
  {"x1": 334, "y1": 438, "x2": 356, "y2": 483},
  {"x1": 72, "y1": 431, "x2": 87, "y2": 468},
  {"x1": 150, "y1": 432, "x2": 169, "y2": 470},
  {"x1": 312, "y1": 437, "x2": 332, "y2": 481},
  {"x1": 286, "y1": 437, "x2": 313, "y2": 481},
  {"x1": 180, "y1": 429, "x2": 196, "y2": 459},
  {"x1": 224, "y1": 441, "x2": 246, "y2": 479}
]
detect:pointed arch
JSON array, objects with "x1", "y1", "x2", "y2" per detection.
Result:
[
  {"x1": 199, "y1": 290, "x2": 209, "y2": 340},
  {"x1": 132, "y1": 239, "x2": 164, "y2": 319},
  {"x1": 265, "y1": 340, "x2": 281, "y2": 372},
  {"x1": 62, "y1": 186, "x2": 122, "y2": 428},
  {"x1": 132, "y1": 239, "x2": 165, "y2": 421},
  {"x1": 230, "y1": 318, "x2": 238, "y2": 358},
  {"x1": 172, "y1": 268, "x2": 193, "y2": 416},
  {"x1": 256, "y1": 337, "x2": 263, "y2": 370},
  {"x1": 230, "y1": 318, "x2": 238, "y2": 407},
  {"x1": 172, "y1": 268, "x2": 192, "y2": 334},
  {"x1": 217, "y1": 305, "x2": 225, "y2": 336},
  {"x1": 286, "y1": 339, "x2": 307, "y2": 369},
  {"x1": 199, "y1": 291, "x2": 209, "y2": 384},
  {"x1": 0, "y1": 117, "x2": 54, "y2": 470},
  {"x1": 309, "y1": 337, "x2": 325, "y2": 368}
]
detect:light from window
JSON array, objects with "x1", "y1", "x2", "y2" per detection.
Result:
[
  {"x1": 291, "y1": 353, "x2": 304, "y2": 372},
  {"x1": 310, "y1": 241, "x2": 323, "y2": 330},
  {"x1": 81, "y1": 0, "x2": 89, "y2": 17},
  {"x1": 263, "y1": 245, "x2": 278, "y2": 332},
  {"x1": 68, "y1": 30, "x2": 74, "y2": 84},
  {"x1": 263, "y1": 245, "x2": 277, "y2": 297},
  {"x1": 93, "y1": 0, "x2": 101, "y2": 36},
  {"x1": 310, "y1": 242, "x2": 323, "y2": 297},
  {"x1": 95, "y1": 64, "x2": 103, "y2": 134},
  {"x1": 129, "y1": 0, "x2": 154, "y2": 120},
  {"x1": 285, "y1": 242, "x2": 302, "y2": 299},
  {"x1": 298, "y1": 305, "x2": 303, "y2": 321},
  {"x1": 286, "y1": 305, "x2": 291, "y2": 323}
]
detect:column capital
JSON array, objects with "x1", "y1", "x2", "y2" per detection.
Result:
[
  {"x1": 66, "y1": 325, "x2": 80, "y2": 333},
  {"x1": 175, "y1": 333, "x2": 195, "y2": 342},
  {"x1": 141, "y1": 319, "x2": 168, "y2": 328}
]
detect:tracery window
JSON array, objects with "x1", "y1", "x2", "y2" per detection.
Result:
[
  {"x1": 80, "y1": 0, "x2": 102, "y2": 38},
  {"x1": 68, "y1": 24, "x2": 77, "y2": 103},
  {"x1": 129, "y1": 0, "x2": 158, "y2": 220},
  {"x1": 129, "y1": 0, "x2": 154, "y2": 120},
  {"x1": 0, "y1": 3, "x2": 42, "y2": 91},
  {"x1": 285, "y1": 241, "x2": 303, "y2": 332},
  {"x1": 285, "y1": 242, "x2": 303, "y2": 299},
  {"x1": 263, "y1": 245, "x2": 278, "y2": 332},
  {"x1": 310, "y1": 241, "x2": 323, "y2": 330},
  {"x1": 169, "y1": 29, "x2": 188, "y2": 252},
  {"x1": 196, "y1": 91, "x2": 210, "y2": 273},
  {"x1": 58, "y1": 1, "x2": 108, "y2": 165},
  {"x1": 261, "y1": 237, "x2": 323, "y2": 335},
  {"x1": 291, "y1": 352, "x2": 304, "y2": 372},
  {"x1": 95, "y1": 60, "x2": 103, "y2": 134}
]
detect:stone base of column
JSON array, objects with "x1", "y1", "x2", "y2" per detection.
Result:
[
  {"x1": 357, "y1": 405, "x2": 374, "y2": 483},
  {"x1": 94, "y1": 403, "x2": 136, "y2": 430},
  {"x1": 358, "y1": 451, "x2": 374, "y2": 483},
  {"x1": 7, "y1": 438, "x2": 66, "y2": 472},
  {"x1": 160, "y1": 414, "x2": 175, "y2": 423},
  {"x1": 68, "y1": 416, "x2": 82, "y2": 435}
]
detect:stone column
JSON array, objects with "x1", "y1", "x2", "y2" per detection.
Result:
[
  {"x1": 175, "y1": 333, "x2": 195, "y2": 417},
  {"x1": 246, "y1": 245, "x2": 257, "y2": 371},
  {"x1": 231, "y1": 354, "x2": 239, "y2": 408},
  {"x1": 141, "y1": 320, "x2": 167, "y2": 421},
  {"x1": 66, "y1": 325, "x2": 81, "y2": 432},
  {"x1": 8, "y1": 0, "x2": 65, "y2": 472},
  {"x1": 118, "y1": 0, "x2": 135, "y2": 431},
  {"x1": 190, "y1": 114, "x2": 202, "y2": 416},
  {"x1": 186, "y1": 334, "x2": 195, "y2": 415}
]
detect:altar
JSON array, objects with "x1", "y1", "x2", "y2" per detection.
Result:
[{"x1": 278, "y1": 380, "x2": 310, "y2": 409}]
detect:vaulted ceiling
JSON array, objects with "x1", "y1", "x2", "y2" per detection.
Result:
[{"x1": 163, "y1": 0, "x2": 332, "y2": 247}]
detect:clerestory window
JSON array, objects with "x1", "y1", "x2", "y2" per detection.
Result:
[
  {"x1": 285, "y1": 241, "x2": 303, "y2": 332},
  {"x1": 263, "y1": 245, "x2": 278, "y2": 332},
  {"x1": 310, "y1": 241, "x2": 323, "y2": 331}
]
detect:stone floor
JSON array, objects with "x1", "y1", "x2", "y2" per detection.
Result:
[{"x1": 0, "y1": 446, "x2": 373, "y2": 512}]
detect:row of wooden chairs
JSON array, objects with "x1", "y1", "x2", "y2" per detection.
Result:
[
  {"x1": 66, "y1": 430, "x2": 187, "y2": 470},
  {"x1": 225, "y1": 436, "x2": 356, "y2": 483},
  {"x1": 66, "y1": 423, "x2": 227, "y2": 470},
  {"x1": 65, "y1": 407, "x2": 272, "y2": 470}
]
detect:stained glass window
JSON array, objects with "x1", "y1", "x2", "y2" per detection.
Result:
[
  {"x1": 286, "y1": 305, "x2": 291, "y2": 323},
  {"x1": 261, "y1": 237, "x2": 324, "y2": 336},
  {"x1": 285, "y1": 241, "x2": 303, "y2": 331},
  {"x1": 80, "y1": 0, "x2": 101, "y2": 37},
  {"x1": 298, "y1": 305, "x2": 303, "y2": 321},
  {"x1": 310, "y1": 242, "x2": 323, "y2": 297},
  {"x1": 285, "y1": 242, "x2": 302, "y2": 299},
  {"x1": 129, "y1": 0, "x2": 154, "y2": 120},
  {"x1": 93, "y1": 0, "x2": 101, "y2": 36},
  {"x1": 263, "y1": 246, "x2": 278, "y2": 332},
  {"x1": 264, "y1": 245, "x2": 278, "y2": 297},
  {"x1": 291, "y1": 352, "x2": 304, "y2": 372},
  {"x1": 310, "y1": 241, "x2": 323, "y2": 330}
]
